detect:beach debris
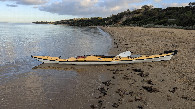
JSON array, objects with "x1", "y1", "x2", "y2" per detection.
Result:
[
  {"x1": 138, "y1": 72, "x2": 149, "y2": 77},
  {"x1": 102, "y1": 80, "x2": 112, "y2": 86},
  {"x1": 118, "y1": 98, "x2": 124, "y2": 104},
  {"x1": 123, "y1": 74, "x2": 130, "y2": 80},
  {"x1": 181, "y1": 95, "x2": 195, "y2": 101},
  {"x1": 115, "y1": 88, "x2": 127, "y2": 97},
  {"x1": 128, "y1": 91, "x2": 134, "y2": 96},
  {"x1": 138, "y1": 105, "x2": 143, "y2": 109},
  {"x1": 90, "y1": 104, "x2": 97, "y2": 109},
  {"x1": 142, "y1": 86, "x2": 159, "y2": 93},
  {"x1": 160, "y1": 79, "x2": 165, "y2": 82},
  {"x1": 133, "y1": 68, "x2": 149, "y2": 77},
  {"x1": 97, "y1": 100, "x2": 103, "y2": 108},
  {"x1": 167, "y1": 95, "x2": 172, "y2": 101},
  {"x1": 181, "y1": 96, "x2": 188, "y2": 100},
  {"x1": 98, "y1": 87, "x2": 107, "y2": 96},
  {"x1": 112, "y1": 69, "x2": 124, "y2": 74},
  {"x1": 146, "y1": 80, "x2": 154, "y2": 85},
  {"x1": 135, "y1": 96, "x2": 142, "y2": 101},
  {"x1": 112, "y1": 103, "x2": 119, "y2": 108},
  {"x1": 128, "y1": 99, "x2": 134, "y2": 102},
  {"x1": 133, "y1": 69, "x2": 143, "y2": 72},
  {"x1": 113, "y1": 71, "x2": 119, "y2": 74},
  {"x1": 148, "y1": 65, "x2": 153, "y2": 67},
  {"x1": 95, "y1": 96, "x2": 102, "y2": 99},
  {"x1": 169, "y1": 87, "x2": 177, "y2": 93}
]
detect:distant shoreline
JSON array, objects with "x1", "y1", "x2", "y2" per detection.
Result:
[{"x1": 33, "y1": 3, "x2": 195, "y2": 30}]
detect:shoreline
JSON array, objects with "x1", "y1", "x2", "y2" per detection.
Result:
[{"x1": 1, "y1": 26, "x2": 194, "y2": 109}]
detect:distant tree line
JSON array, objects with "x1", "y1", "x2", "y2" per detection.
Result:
[
  {"x1": 122, "y1": 3, "x2": 195, "y2": 29},
  {"x1": 53, "y1": 2, "x2": 195, "y2": 29},
  {"x1": 32, "y1": 21, "x2": 54, "y2": 24}
]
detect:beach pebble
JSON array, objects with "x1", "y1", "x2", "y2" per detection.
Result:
[{"x1": 112, "y1": 103, "x2": 119, "y2": 108}]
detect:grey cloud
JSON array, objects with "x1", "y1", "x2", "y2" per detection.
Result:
[
  {"x1": 16, "y1": 0, "x2": 49, "y2": 5},
  {"x1": 33, "y1": 6, "x2": 39, "y2": 8},
  {"x1": 39, "y1": 0, "x2": 145, "y2": 17},
  {"x1": 40, "y1": 1, "x2": 103, "y2": 16},
  {"x1": 6, "y1": 4, "x2": 18, "y2": 7},
  {"x1": 154, "y1": 0, "x2": 162, "y2": 2},
  {"x1": 0, "y1": 0, "x2": 49, "y2": 5},
  {"x1": 99, "y1": 0, "x2": 143, "y2": 8},
  {"x1": 162, "y1": 3, "x2": 188, "y2": 8}
]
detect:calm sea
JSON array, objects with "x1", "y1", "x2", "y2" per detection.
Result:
[
  {"x1": 0, "y1": 23, "x2": 112, "y2": 108},
  {"x1": 0, "y1": 23, "x2": 111, "y2": 79}
]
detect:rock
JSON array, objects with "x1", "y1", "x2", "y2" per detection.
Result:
[
  {"x1": 169, "y1": 87, "x2": 177, "y2": 93},
  {"x1": 112, "y1": 103, "x2": 119, "y2": 108},
  {"x1": 138, "y1": 105, "x2": 143, "y2": 109},
  {"x1": 146, "y1": 80, "x2": 154, "y2": 85},
  {"x1": 90, "y1": 104, "x2": 96, "y2": 109},
  {"x1": 128, "y1": 99, "x2": 134, "y2": 102},
  {"x1": 142, "y1": 86, "x2": 159, "y2": 93},
  {"x1": 133, "y1": 69, "x2": 144, "y2": 72},
  {"x1": 135, "y1": 96, "x2": 142, "y2": 101}
]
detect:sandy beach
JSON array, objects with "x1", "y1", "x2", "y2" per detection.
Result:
[
  {"x1": 34, "y1": 27, "x2": 195, "y2": 109},
  {"x1": 98, "y1": 27, "x2": 195, "y2": 109},
  {"x1": 1, "y1": 27, "x2": 194, "y2": 109}
]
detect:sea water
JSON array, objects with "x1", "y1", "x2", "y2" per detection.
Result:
[
  {"x1": 0, "y1": 23, "x2": 112, "y2": 108},
  {"x1": 0, "y1": 23, "x2": 111, "y2": 78}
]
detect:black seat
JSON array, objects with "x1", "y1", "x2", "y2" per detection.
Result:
[{"x1": 130, "y1": 55, "x2": 141, "y2": 58}]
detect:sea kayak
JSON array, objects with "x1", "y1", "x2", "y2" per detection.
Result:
[{"x1": 32, "y1": 50, "x2": 177, "y2": 65}]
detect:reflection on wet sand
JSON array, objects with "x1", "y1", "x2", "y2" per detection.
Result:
[
  {"x1": 32, "y1": 64, "x2": 86, "y2": 73},
  {"x1": 1, "y1": 63, "x2": 113, "y2": 109},
  {"x1": 24, "y1": 72, "x2": 43, "y2": 104},
  {"x1": 32, "y1": 63, "x2": 114, "y2": 74},
  {"x1": 0, "y1": 72, "x2": 45, "y2": 108}
]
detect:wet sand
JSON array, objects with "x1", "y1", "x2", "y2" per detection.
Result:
[{"x1": 1, "y1": 27, "x2": 195, "y2": 109}]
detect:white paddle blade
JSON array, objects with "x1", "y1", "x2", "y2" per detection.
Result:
[{"x1": 116, "y1": 51, "x2": 131, "y2": 57}]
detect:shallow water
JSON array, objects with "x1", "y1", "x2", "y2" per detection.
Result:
[
  {"x1": 0, "y1": 23, "x2": 111, "y2": 78},
  {"x1": 0, "y1": 23, "x2": 112, "y2": 108}
]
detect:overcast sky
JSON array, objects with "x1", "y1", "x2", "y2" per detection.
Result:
[{"x1": 0, "y1": 0, "x2": 192, "y2": 23}]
